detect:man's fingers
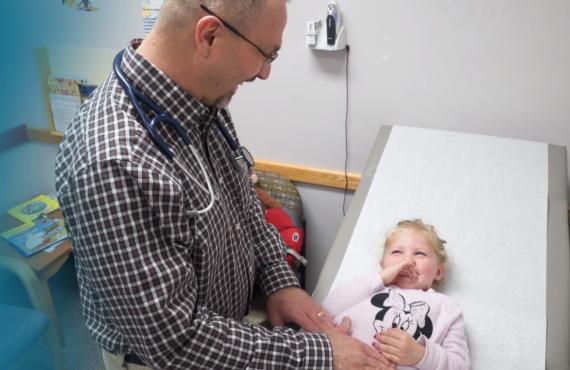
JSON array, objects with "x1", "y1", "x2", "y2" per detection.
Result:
[
  {"x1": 309, "y1": 300, "x2": 337, "y2": 330},
  {"x1": 381, "y1": 352, "x2": 400, "y2": 365},
  {"x1": 334, "y1": 316, "x2": 352, "y2": 335},
  {"x1": 362, "y1": 342, "x2": 385, "y2": 361},
  {"x1": 356, "y1": 342, "x2": 396, "y2": 368},
  {"x1": 375, "y1": 352, "x2": 394, "y2": 368},
  {"x1": 328, "y1": 327, "x2": 398, "y2": 370},
  {"x1": 298, "y1": 312, "x2": 319, "y2": 332},
  {"x1": 374, "y1": 339, "x2": 400, "y2": 359},
  {"x1": 269, "y1": 313, "x2": 284, "y2": 328},
  {"x1": 293, "y1": 301, "x2": 336, "y2": 331},
  {"x1": 360, "y1": 353, "x2": 386, "y2": 368},
  {"x1": 315, "y1": 310, "x2": 336, "y2": 330}
]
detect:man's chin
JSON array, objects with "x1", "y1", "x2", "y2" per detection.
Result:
[
  {"x1": 213, "y1": 94, "x2": 233, "y2": 108},
  {"x1": 213, "y1": 87, "x2": 238, "y2": 108},
  {"x1": 213, "y1": 97, "x2": 231, "y2": 108}
]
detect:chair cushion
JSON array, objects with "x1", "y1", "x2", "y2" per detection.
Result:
[
  {"x1": 256, "y1": 170, "x2": 303, "y2": 220},
  {"x1": 0, "y1": 304, "x2": 50, "y2": 367}
]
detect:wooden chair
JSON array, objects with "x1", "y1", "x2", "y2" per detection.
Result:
[
  {"x1": 244, "y1": 170, "x2": 307, "y2": 326},
  {"x1": 255, "y1": 170, "x2": 306, "y2": 287}
]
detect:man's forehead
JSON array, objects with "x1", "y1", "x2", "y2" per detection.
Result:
[{"x1": 249, "y1": 0, "x2": 286, "y2": 46}]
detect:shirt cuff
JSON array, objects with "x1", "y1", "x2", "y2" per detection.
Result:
[
  {"x1": 414, "y1": 336, "x2": 437, "y2": 370},
  {"x1": 258, "y1": 262, "x2": 300, "y2": 296},
  {"x1": 297, "y1": 332, "x2": 333, "y2": 369}
]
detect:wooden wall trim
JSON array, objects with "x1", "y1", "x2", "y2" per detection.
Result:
[
  {"x1": 26, "y1": 127, "x2": 64, "y2": 145},
  {"x1": 255, "y1": 160, "x2": 361, "y2": 191}
]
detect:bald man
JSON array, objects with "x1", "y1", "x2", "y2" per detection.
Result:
[{"x1": 55, "y1": 1, "x2": 392, "y2": 369}]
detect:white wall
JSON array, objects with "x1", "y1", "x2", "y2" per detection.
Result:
[
  {"x1": 231, "y1": 0, "x2": 570, "y2": 292},
  {"x1": 2, "y1": 0, "x2": 569, "y2": 292}
]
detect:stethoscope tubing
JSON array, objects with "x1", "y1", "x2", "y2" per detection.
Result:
[{"x1": 113, "y1": 49, "x2": 216, "y2": 215}]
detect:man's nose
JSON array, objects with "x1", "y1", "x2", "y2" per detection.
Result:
[{"x1": 256, "y1": 64, "x2": 272, "y2": 80}]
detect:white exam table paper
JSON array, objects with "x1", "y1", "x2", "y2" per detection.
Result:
[{"x1": 328, "y1": 126, "x2": 547, "y2": 369}]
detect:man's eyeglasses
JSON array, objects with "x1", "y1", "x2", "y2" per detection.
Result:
[{"x1": 200, "y1": 4, "x2": 278, "y2": 67}]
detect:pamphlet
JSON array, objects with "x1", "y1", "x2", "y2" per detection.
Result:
[
  {"x1": 7, "y1": 194, "x2": 60, "y2": 223},
  {"x1": 1, "y1": 216, "x2": 68, "y2": 257}
]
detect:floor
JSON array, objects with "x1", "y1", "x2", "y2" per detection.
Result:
[{"x1": 0, "y1": 256, "x2": 104, "y2": 370}]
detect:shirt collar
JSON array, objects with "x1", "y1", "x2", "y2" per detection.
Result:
[{"x1": 120, "y1": 39, "x2": 217, "y2": 130}]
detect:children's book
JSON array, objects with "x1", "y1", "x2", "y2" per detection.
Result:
[
  {"x1": 7, "y1": 194, "x2": 60, "y2": 223},
  {"x1": 1, "y1": 216, "x2": 68, "y2": 257}
]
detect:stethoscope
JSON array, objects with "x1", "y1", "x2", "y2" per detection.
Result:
[{"x1": 112, "y1": 49, "x2": 254, "y2": 215}]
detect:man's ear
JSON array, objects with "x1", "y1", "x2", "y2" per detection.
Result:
[{"x1": 195, "y1": 15, "x2": 222, "y2": 55}]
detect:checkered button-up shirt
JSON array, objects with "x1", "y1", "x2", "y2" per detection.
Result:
[{"x1": 55, "y1": 40, "x2": 332, "y2": 369}]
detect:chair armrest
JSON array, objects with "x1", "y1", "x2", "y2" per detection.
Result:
[{"x1": 0, "y1": 257, "x2": 46, "y2": 312}]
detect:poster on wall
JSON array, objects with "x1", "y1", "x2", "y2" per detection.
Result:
[
  {"x1": 142, "y1": 0, "x2": 163, "y2": 35},
  {"x1": 62, "y1": 0, "x2": 98, "y2": 12},
  {"x1": 47, "y1": 76, "x2": 82, "y2": 133}
]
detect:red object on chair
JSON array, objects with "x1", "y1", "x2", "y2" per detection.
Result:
[{"x1": 265, "y1": 208, "x2": 304, "y2": 266}]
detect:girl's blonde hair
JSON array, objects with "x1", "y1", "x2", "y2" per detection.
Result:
[{"x1": 383, "y1": 219, "x2": 448, "y2": 284}]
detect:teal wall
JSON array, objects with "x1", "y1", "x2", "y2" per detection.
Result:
[
  {"x1": 0, "y1": 0, "x2": 143, "y2": 213},
  {"x1": 0, "y1": 142, "x2": 60, "y2": 213}
]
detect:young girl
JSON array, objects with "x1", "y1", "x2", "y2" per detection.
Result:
[{"x1": 322, "y1": 219, "x2": 469, "y2": 370}]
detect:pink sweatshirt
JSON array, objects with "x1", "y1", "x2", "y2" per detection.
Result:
[{"x1": 322, "y1": 272, "x2": 469, "y2": 370}]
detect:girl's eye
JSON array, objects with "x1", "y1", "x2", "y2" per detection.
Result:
[
  {"x1": 415, "y1": 251, "x2": 427, "y2": 256},
  {"x1": 391, "y1": 250, "x2": 402, "y2": 255}
]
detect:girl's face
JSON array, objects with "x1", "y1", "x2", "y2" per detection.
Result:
[{"x1": 381, "y1": 228, "x2": 445, "y2": 290}]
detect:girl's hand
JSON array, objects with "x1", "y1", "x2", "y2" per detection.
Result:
[
  {"x1": 374, "y1": 329, "x2": 426, "y2": 366},
  {"x1": 380, "y1": 258, "x2": 418, "y2": 285}
]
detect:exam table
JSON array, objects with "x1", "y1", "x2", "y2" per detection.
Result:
[{"x1": 314, "y1": 125, "x2": 570, "y2": 370}]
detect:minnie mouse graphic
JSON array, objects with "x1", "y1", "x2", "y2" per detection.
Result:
[{"x1": 371, "y1": 289, "x2": 433, "y2": 340}]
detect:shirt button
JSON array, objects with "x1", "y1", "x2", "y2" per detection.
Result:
[
  {"x1": 218, "y1": 177, "x2": 224, "y2": 185},
  {"x1": 236, "y1": 222, "x2": 241, "y2": 230}
]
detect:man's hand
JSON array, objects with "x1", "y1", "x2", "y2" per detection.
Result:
[
  {"x1": 266, "y1": 287, "x2": 336, "y2": 331},
  {"x1": 375, "y1": 329, "x2": 425, "y2": 366},
  {"x1": 328, "y1": 317, "x2": 395, "y2": 370},
  {"x1": 380, "y1": 258, "x2": 418, "y2": 285}
]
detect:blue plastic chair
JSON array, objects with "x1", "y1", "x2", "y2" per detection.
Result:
[{"x1": 0, "y1": 303, "x2": 50, "y2": 368}]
